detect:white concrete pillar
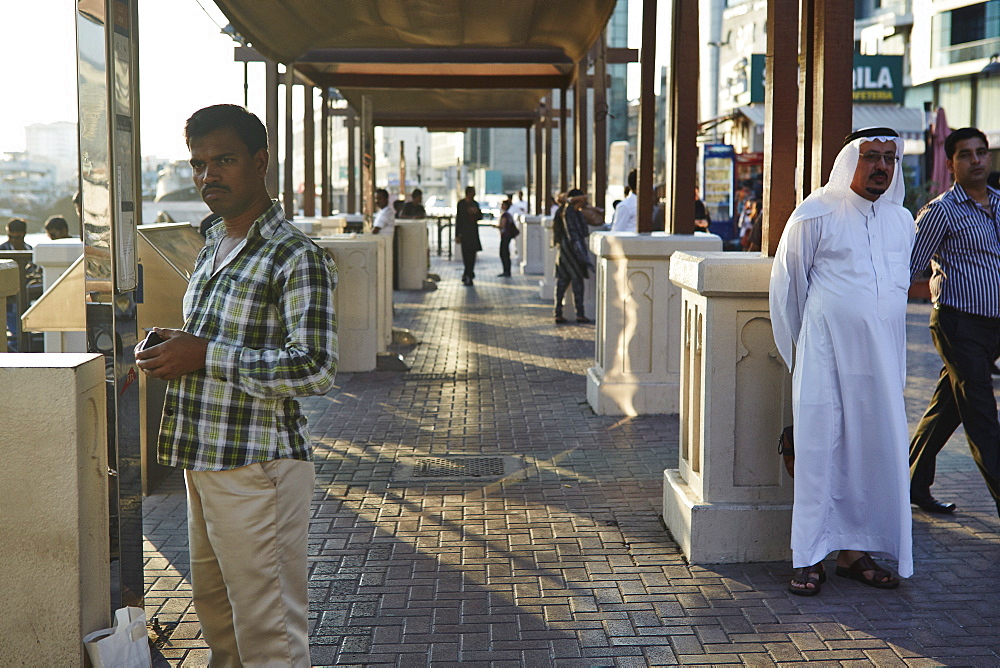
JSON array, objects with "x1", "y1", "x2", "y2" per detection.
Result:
[
  {"x1": 518, "y1": 215, "x2": 546, "y2": 275},
  {"x1": 315, "y1": 235, "x2": 382, "y2": 371},
  {"x1": 587, "y1": 232, "x2": 722, "y2": 416},
  {"x1": 33, "y1": 239, "x2": 86, "y2": 353},
  {"x1": 0, "y1": 260, "x2": 17, "y2": 353},
  {"x1": 538, "y1": 216, "x2": 558, "y2": 301},
  {"x1": 663, "y1": 252, "x2": 793, "y2": 564},
  {"x1": 395, "y1": 220, "x2": 429, "y2": 290},
  {"x1": 372, "y1": 233, "x2": 393, "y2": 350},
  {"x1": 0, "y1": 353, "x2": 110, "y2": 665}
]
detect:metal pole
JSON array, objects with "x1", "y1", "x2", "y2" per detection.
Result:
[{"x1": 75, "y1": 0, "x2": 143, "y2": 609}]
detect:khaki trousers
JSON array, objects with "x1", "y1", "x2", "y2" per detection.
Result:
[{"x1": 185, "y1": 459, "x2": 314, "y2": 667}]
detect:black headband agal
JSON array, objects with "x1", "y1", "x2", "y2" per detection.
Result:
[{"x1": 843, "y1": 127, "x2": 900, "y2": 146}]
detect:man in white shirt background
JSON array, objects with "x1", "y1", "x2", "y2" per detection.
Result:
[{"x1": 611, "y1": 169, "x2": 637, "y2": 232}]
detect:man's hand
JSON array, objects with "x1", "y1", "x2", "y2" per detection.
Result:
[{"x1": 135, "y1": 328, "x2": 209, "y2": 381}]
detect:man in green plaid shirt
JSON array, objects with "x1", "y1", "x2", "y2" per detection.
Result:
[{"x1": 136, "y1": 104, "x2": 337, "y2": 666}]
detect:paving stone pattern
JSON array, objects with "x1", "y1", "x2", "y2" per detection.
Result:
[{"x1": 144, "y1": 230, "x2": 1000, "y2": 666}]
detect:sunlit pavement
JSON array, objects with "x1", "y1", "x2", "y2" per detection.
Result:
[{"x1": 142, "y1": 227, "x2": 1000, "y2": 666}]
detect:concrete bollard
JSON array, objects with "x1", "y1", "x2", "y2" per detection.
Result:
[
  {"x1": 315, "y1": 236, "x2": 383, "y2": 372},
  {"x1": 662, "y1": 251, "x2": 793, "y2": 564},
  {"x1": 586, "y1": 232, "x2": 722, "y2": 416},
  {"x1": 0, "y1": 353, "x2": 110, "y2": 664}
]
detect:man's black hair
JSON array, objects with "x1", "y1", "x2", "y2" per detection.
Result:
[
  {"x1": 945, "y1": 127, "x2": 989, "y2": 160},
  {"x1": 44, "y1": 216, "x2": 68, "y2": 231},
  {"x1": 375, "y1": 188, "x2": 389, "y2": 200},
  {"x1": 6, "y1": 218, "x2": 26, "y2": 233},
  {"x1": 411, "y1": 188, "x2": 423, "y2": 198},
  {"x1": 627, "y1": 168, "x2": 637, "y2": 192},
  {"x1": 185, "y1": 104, "x2": 268, "y2": 156}
]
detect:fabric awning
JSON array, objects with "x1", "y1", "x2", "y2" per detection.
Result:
[
  {"x1": 213, "y1": 1, "x2": 617, "y2": 127},
  {"x1": 728, "y1": 104, "x2": 926, "y2": 152}
]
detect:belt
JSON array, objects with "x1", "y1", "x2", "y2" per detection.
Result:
[{"x1": 935, "y1": 303, "x2": 1000, "y2": 324}]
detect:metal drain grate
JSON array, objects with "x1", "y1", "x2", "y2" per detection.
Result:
[{"x1": 413, "y1": 456, "x2": 506, "y2": 478}]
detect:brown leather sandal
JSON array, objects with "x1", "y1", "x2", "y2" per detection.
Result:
[
  {"x1": 788, "y1": 562, "x2": 826, "y2": 596},
  {"x1": 834, "y1": 553, "x2": 900, "y2": 589}
]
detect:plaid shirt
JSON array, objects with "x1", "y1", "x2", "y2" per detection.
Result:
[{"x1": 158, "y1": 202, "x2": 338, "y2": 470}]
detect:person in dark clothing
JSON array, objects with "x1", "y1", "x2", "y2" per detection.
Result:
[
  {"x1": 497, "y1": 198, "x2": 518, "y2": 277},
  {"x1": 455, "y1": 186, "x2": 483, "y2": 285},
  {"x1": 399, "y1": 188, "x2": 427, "y2": 219},
  {"x1": 552, "y1": 188, "x2": 593, "y2": 324},
  {"x1": 694, "y1": 186, "x2": 712, "y2": 231}
]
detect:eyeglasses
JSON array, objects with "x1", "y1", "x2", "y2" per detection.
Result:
[{"x1": 860, "y1": 151, "x2": 899, "y2": 164}]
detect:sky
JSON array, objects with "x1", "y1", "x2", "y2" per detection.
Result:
[{"x1": 1, "y1": 0, "x2": 649, "y2": 161}]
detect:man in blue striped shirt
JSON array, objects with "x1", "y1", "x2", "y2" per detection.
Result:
[{"x1": 909, "y1": 127, "x2": 1000, "y2": 517}]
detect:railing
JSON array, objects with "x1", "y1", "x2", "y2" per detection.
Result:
[
  {"x1": 429, "y1": 215, "x2": 454, "y2": 259},
  {"x1": 935, "y1": 37, "x2": 1000, "y2": 68}
]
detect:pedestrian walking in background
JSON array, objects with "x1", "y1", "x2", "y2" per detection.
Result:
[
  {"x1": 553, "y1": 188, "x2": 593, "y2": 324},
  {"x1": 497, "y1": 198, "x2": 518, "y2": 277},
  {"x1": 770, "y1": 127, "x2": 914, "y2": 596},
  {"x1": 909, "y1": 127, "x2": 1000, "y2": 517},
  {"x1": 455, "y1": 185, "x2": 483, "y2": 286}
]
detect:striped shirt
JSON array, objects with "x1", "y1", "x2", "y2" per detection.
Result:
[
  {"x1": 158, "y1": 201, "x2": 339, "y2": 470},
  {"x1": 910, "y1": 183, "x2": 1000, "y2": 318}
]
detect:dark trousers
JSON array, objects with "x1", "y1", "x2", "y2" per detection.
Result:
[
  {"x1": 909, "y1": 305, "x2": 1000, "y2": 512},
  {"x1": 461, "y1": 244, "x2": 477, "y2": 280},
  {"x1": 555, "y1": 275, "x2": 585, "y2": 318},
  {"x1": 499, "y1": 238, "x2": 512, "y2": 276}
]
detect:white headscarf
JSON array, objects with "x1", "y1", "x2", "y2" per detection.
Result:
[{"x1": 793, "y1": 134, "x2": 906, "y2": 220}]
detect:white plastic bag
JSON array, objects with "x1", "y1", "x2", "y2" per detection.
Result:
[{"x1": 82, "y1": 607, "x2": 152, "y2": 668}]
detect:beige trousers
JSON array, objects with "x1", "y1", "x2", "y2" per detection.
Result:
[{"x1": 185, "y1": 459, "x2": 314, "y2": 668}]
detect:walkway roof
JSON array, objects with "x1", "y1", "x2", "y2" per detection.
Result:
[{"x1": 213, "y1": 0, "x2": 617, "y2": 128}]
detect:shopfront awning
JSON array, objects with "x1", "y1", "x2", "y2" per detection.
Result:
[{"x1": 722, "y1": 104, "x2": 926, "y2": 152}]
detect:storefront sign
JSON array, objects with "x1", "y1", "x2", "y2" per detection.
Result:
[{"x1": 747, "y1": 53, "x2": 903, "y2": 104}]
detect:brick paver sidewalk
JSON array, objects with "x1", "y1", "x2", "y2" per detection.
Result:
[{"x1": 143, "y1": 228, "x2": 1000, "y2": 666}]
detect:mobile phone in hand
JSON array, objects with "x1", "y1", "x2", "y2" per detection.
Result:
[{"x1": 142, "y1": 330, "x2": 165, "y2": 350}]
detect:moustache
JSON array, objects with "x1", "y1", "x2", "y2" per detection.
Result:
[
  {"x1": 202, "y1": 184, "x2": 229, "y2": 195},
  {"x1": 871, "y1": 170, "x2": 889, "y2": 179}
]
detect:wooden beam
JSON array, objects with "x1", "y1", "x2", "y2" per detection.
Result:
[
  {"x1": 593, "y1": 29, "x2": 608, "y2": 211},
  {"x1": 303, "y1": 72, "x2": 571, "y2": 90},
  {"x1": 663, "y1": 0, "x2": 699, "y2": 235},
  {"x1": 303, "y1": 84, "x2": 316, "y2": 217},
  {"x1": 811, "y1": 1, "x2": 854, "y2": 187},
  {"x1": 283, "y1": 65, "x2": 295, "y2": 219},
  {"x1": 762, "y1": 0, "x2": 800, "y2": 257},
  {"x1": 606, "y1": 47, "x2": 639, "y2": 64},
  {"x1": 265, "y1": 60, "x2": 279, "y2": 198},
  {"x1": 637, "y1": 0, "x2": 658, "y2": 233},
  {"x1": 321, "y1": 88, "x2": 331, "y2": 216},
  {"x1": 560, "y1": 87, "x2": 568, "y2": 193}
]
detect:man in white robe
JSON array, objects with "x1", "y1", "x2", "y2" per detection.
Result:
[{"x1": 769, "y1": 127, "x2": 914, "y2": 596}]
